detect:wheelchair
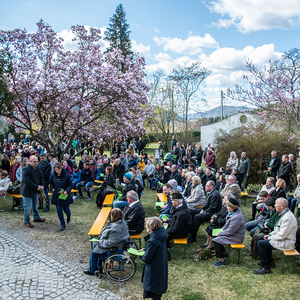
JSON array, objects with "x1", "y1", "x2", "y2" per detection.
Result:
[{"x1": 94, "y1": 240, "x2": 137, "y2": 282}]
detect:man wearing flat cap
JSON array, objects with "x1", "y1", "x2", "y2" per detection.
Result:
[{"x1": 163, "y1": 189, "x2": 192, "y2": 260}]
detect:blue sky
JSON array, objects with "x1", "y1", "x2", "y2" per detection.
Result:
[{"x1": 1, "y1": 0, "x2": 300, "y2": 110}]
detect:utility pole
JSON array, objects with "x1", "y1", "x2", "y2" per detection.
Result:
[{"x1": 221, "y1": 90, "x2": 224, "y2": 120}]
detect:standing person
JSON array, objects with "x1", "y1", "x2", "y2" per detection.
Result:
[
  {"x1": 137, "y1": 137, "x2": 145, "y2": 155},
  {"x1": 227, "y1": 151, "x2": 238, "y2": 169},
  {"x1": 20, "y1": 155, "x2": 46, "y2": 228},
  {"x1": 1, "y1": 154, "x2": 10, "y2": 174},
  {"x1": 276, "y1": 154, "x2": 292, "y2": 192},
  {"x1": 204, "y1": 143, "x2": 214, "y2": 160},
  {"x1": 141, "y1": 217, "x2": 168, "y2": 300},
  {"x1": 238, "y1": 152, "x2": 251, "y2": 189},
  {"x1": 205, "y1": 148, "x2": 216, "y2": 169},
  {"x1": 266, "y1": 151, "x2": 281, "y2": 179},
  {"x1": 195, "y1": 145, "x2": 204, "y2": 166},
  {"x1": 50, "y1": 163, "x2": 73, "y2": 231},
  {"x1": 171, "y1": 135, "x2": 177, "y2": 154},
  {"x1": 38, "y1": 153, "x2": 52, "y2": 212}
]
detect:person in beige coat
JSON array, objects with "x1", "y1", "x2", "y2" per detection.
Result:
[
  {"x1": 254, "y1": 198, "x2": 297, "y2": 274},
  {"x1": 185, "y1": 176, "x2": 205, "y2": 209},
  {"x1": 220, "y1": 175, "x2": 241, "y2": 204}
]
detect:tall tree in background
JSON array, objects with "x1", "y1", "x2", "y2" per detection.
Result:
[
  {"x1": 168, "y1": 62, "x2": 211, "y2": 131},
  {"x1": 104, "y1": 3, "x2": 133, "y2": 67},
  {"x1": 0, "y1": 55, "x2": 14, "y2": 114}
]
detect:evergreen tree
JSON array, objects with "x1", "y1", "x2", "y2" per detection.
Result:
[{"x1": 104, "y1": 4, "x2": 133, "y2": 62}]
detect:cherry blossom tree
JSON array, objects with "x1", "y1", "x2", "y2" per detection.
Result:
[
  {"x1": 0, "y1": 20, "x2": 150, "y2": 156},
  {"x1": 227, "y1": 48, "x2": 300, "y2": 142}
]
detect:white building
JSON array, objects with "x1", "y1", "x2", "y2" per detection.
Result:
[{"x1": 200, "y1": 112, "x2": 256, "y2": 147}]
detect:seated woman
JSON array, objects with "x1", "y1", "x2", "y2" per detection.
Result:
[
  {"x1": 9, "y1": 156, "x2": 21, "y2": 183},
  {"x1": 142, "y1": 160, "x2": 155, "y2": 186},
  {"x1": 0, "y1": 171, "x2": 11, "y2": 196},
  {"x1": 250, "y1": 197, "x2": 278, "y2": 259},
  {"x1": 185, "y1": 176, "x2": 205, "y2": 209},
  {"x1": 203, "y1": 193, "x2": 232, "y2": 250},
  {"x1": 270, "y1": 178, "x2": 286, "y2": 199},
  {"x1": 151, "y1": 164, "x2": 163, "y2": 190},
  {"x1": 212, "y1": 197, "x2": 245, "y2": 267},
  {"x1": 84, "y1": 208, "x2": 130, "y2": 275},
  {"x1": 250, "y1": 177, "x2": 275, "y2": 220},
  {"x1": 96, "y1": 166, "x2": 115, "y2": 208}
]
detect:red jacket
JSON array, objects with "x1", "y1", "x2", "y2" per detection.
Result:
[
  {"x1": 9, "y1": 163, "x2": 20, "y2": 183},
  {"x1": 205, "y1": 153, "x2": 215, "y2": 168}
]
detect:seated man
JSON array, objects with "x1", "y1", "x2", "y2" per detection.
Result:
[
  {"x1": 158, "y1": 184, "x2": 172, "y2": 217},
  {"x1": 188, "y1": 181, "x2": 222, "y2": 243},
  {"x1": 76, "y1": 162, "x2": 94, "y2": 201},
  {"x1": 113, "y1": 158, "x2": 125, "y2": 183},
  {"x1": 123, "y1": 191, "x2": 145, "y2": 235},
  {"x1": 113, "y1": 173, "x2": 137, "y2": 211},
  {"x1": 205, "y1": 167, "x2": 216, "y2": 183},
  {"x1": 163, "y1": 189, "x2": 192, "y2": 260},
  {"x1": 196, "y1": 167, "x2": 207, "y2": 190},
  {"x1": 220, "y1": 175, "x2": 241, "y2": 204},
  {"x1": 254, "y1": 198, "x2": 298, "y2": 274},
  {"x1": 170, "y1": 165, "x2": 182, "y2": 186}
]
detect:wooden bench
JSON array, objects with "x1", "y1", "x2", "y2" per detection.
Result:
[
  {"x1": 88, "y1": 207, "x2": 112, "y2": 249},
  {"x1": 241, "y1": 192, "x2": 249, "y2": 207},
  {"x1": 7, "y1": 193, "x2": 23, "y2": 211},
  {"x1": 94, "y1": 180, "x2": 104, "y2": 184},
  {"x1": 130, "y1": 233, "x2": 142, "y2": 249},
  {"x1": 157, "y1": 193, "x2": 167, "y2": 202},
  {"x1": 227, "y1": 244, "x2": 245, "y2": 265},
  {"x1": 103, "y1": 194, "x2": 114, "y2": 206},
  {"x1": 173, "y1": 238, "x2": 187, "y2": 259},
  {"x1": 282, "y1": 249, "x2": 300, "y2": 274}
]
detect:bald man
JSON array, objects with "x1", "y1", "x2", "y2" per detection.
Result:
[{"x1": 20, "y1": 155, "x2": 46, "y2": 228}]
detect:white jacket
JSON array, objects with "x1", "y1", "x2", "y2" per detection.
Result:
[
  {"x1": 0, "y1": 177, "x2": 11, "y2": 194},
  {"x1": 268, "y1": 210, "x2": 297, "y2": 251},
  {"x1": 185, "y1": 184, "x2": 205, "y2": 209}
]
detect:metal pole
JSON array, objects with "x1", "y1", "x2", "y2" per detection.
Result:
[{"x1": 221, "y1": 91, "x2": 224, "y2": 120}]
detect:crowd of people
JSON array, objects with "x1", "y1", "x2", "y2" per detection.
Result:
[{"x1": 1, "y1": 134, "x2": 300, "y2": 299}]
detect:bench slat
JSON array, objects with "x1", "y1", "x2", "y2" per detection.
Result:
[
  {"x1": 88, "y1": 207, "x2": 112, "y2": 236},
  {"x1": 230, "y1": 244, "x2": 245, "y2": 249},
  {"x1": 103, "y1": 194, "x2": 114, "y2": 206},
  {"x1": 174, "y1": 238, "x2": 187, "y2": 244},
  {"x1": 284, "y1": 249, "x2": 300, "y2": 256},
  {"x1": 157, "y1": 193, "x2": 167, "y2": 202}
]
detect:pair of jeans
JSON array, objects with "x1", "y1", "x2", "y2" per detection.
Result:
[
  {"x1": 76, "y1": 181, "x2": 94, "y2": 198},
  {"x1": 113, "y1": 200, "x2": 128, "y2": 211},
  {"x1": 245, "y1": 220, "x2": 259, "y2": 237},
  {"x1": 23, "y1": 194, "x2": 40, "y2": 223},
  {"x1": 89, "y1": 244, "x2": 103, "y2": 273},
  {"x1": 56, "y1": 205, "x2": 71, "y2": 227},
  {"x1": 151, "y1": 178, "x2": 160, "y2": 189},
  {"x1": 287, "y1": 197, "x2": 298, "y2": 214}
]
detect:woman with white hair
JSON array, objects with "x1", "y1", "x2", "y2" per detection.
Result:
[
  {"x1": 227, "y1": 151, "x2": 238, "y2": 169},
  {"x1": 185, "y1": 176, "x2": 205, "y2": 209}
]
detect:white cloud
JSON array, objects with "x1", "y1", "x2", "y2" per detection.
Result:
[
  {"x1": 199, "y1": 44, "x2": 282, "y2": 72},
  {"x1": 131, "y1": 23, "x2": 140, "y2": 27},
  {"x1": 146, "y1": 53, "x2": 199, "y2": 73},
  {"x1": 207, "y1": 0, "x2": 300, "y2": 32},
  {"x1": 58, "y1": 26, "x2": 109, "y2": 52},
  {"x1": 153, "y1": 27, "x2": 159, "y2": 33},
  {"x1": 153, "y1": 33, "x2": 219, "y2": 55},
  {"x1": 131, "y1": 40, "x2": 151, "y2": 57}
]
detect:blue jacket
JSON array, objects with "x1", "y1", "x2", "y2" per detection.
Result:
[
  {"x1": 72, "y1": 170, "x2": 82, "y2": 185},
  {"x1": 142, "y1": 226, "x2": 168, "y2": 295}
]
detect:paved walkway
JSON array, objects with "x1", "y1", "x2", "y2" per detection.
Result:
[{"x1": 0, "y1": 230, "x2": 122, "y2": 300}]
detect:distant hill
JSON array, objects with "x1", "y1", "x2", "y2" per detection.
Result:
[{"x1": 188, "y1": 105, "x2": 250, "y2": 120}]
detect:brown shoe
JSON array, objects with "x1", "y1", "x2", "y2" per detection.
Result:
[
  {"x1": 24, "y1": 222, "x2": 34, "y2": 228},
  {"x1": 34, "y1": 218, "x2": 46, "y2": 222}
]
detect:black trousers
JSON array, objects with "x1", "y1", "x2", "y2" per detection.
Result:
[
  {"x1": 257, "y1": 239, "x2": 275, "y2": 269},
  {"x1": 190, "y1": 212, "x2": 211, "y2": 239},
  {"x1": 251, "y1": 202, "x2": 258, "y2": 219},
  {"x1": 214, "y1": 241, "x2": 226, "y2": 259}
]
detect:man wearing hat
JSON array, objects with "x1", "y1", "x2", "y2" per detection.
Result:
[
  {"x1": 113, "y1": 172, "x2": 137, "y2": 210},
  {"x1": 163, "y1": 189, "x2": 192, "y2": 260}
]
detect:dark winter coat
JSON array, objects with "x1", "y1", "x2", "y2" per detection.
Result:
[
  {"x1": 199, "y1": 172, "x2": 208, "y2": 189},
  {"x1": 80, "y1": 167, "x2": 94, "y2": 184},
  {"x1": 20, "y1": 164, "x2": 45, "y2": 198},
  {"x1": 166, "y1": 204, "x2": 192, "y2": 238},
  {"x1": 141, "y1": 226, "x2": 168, "y2": 295},
  {"x1": 102, "y1": 173, "x2": 116, "y2": 190},
  {"x1": 162, "y1": 171, "x2": 171, "y2": 184},
  {"x1": 124, "y1": 201, "x2": 145, "y2": 234},
  {"x1": 119, "y1": 180, "x2": 137, "y2": 202},
  {"x1": 137, "y1": 140, "x2": 145, "y2": 151},
  {"x1": 206, "y1": 204, "x2": 228, "y2": 236},
  {"x1": 270, "y1": 187, "x2": 286, "y2": 200},
  {"x1": 170, "y1": 170, "x2": 182, "y2": 186},
  {"x1": 113, "y1": 163, "x2": 125, "y2": 183},
  {"x1": 277, "y1": 162, "x2": 292, "y2": 187},
  {"x1": 50, "y1": 168, "x2": 73, "y2": 206},
  {"x1": 266, "y1": 156, "x2": 281, "y2": 175},
  {"x1": 38, "y1": 159, "x2": 51, "y2": 188},
  {"x1": 202, "y1": 189, "x2": 222, "y2": 215},
  {"x1": 196, "y1": 149, "x2": 204, "y2": 164}
]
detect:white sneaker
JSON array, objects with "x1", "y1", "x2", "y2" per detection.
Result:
[
  {"x1": 73, "y1": 196, "x2": 77, "y2": 200},
  {"x1": 86, "y1": 198, "x2": 91, "y2": 201}
]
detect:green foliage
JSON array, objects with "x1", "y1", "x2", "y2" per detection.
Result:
[
  {"x1": 104, "y1": 4, "x2": 133, "y2": 64},
  {"x1": 0, "y1": 55, "x2": 14, "y2": 114},
  {"x1": 244, "y1": 183, "x2": 263, "y2": 194},
  {"x1": 215, "y1": 124, "x2": 296, "y2": 184}
]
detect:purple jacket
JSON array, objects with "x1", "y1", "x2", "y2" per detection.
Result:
[{"x1": 212, "y1": 208, "x2": 245, "y2": 245}]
